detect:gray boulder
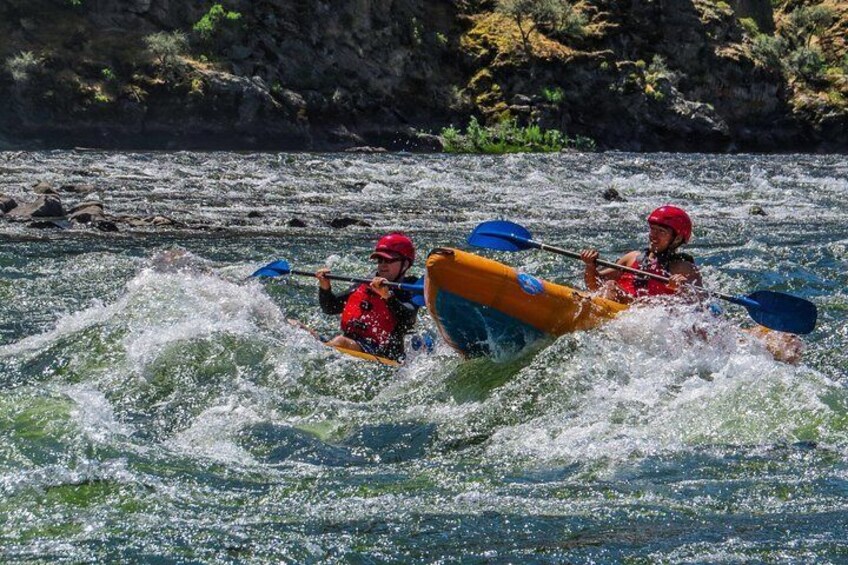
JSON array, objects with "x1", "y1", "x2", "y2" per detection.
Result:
[
  {"x1": 8, "y1": 195, "x2": 64, "y2": 219},
  {"x1": 69, "y1": 205, "x2": 106, "y2": 224},
  {"x1": 33, "y1": 181, "x2": 58, "y2": 194},
  {"x1": 0, "y1": 195, "x2": 17, "y2": 213}
]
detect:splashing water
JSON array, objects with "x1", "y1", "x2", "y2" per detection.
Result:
[{"x1": 0, "y1": 151, "x2": 846, "y2": 562}]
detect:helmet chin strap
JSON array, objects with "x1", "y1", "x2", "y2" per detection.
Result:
[
  {"x1": 387, "y1": 259, "x2": 411, "y2": 282},
  {"x1": 669, "y1": 235, "x2": 684, "y2": 250},
  {"x1": 398, "y1": 259, "x2": 412, "y2": 278},
  {"x1": 650, "y1": 235, "x2": 683, "y2": 257}
]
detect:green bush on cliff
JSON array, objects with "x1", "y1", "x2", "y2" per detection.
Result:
[
  {"x1": 5, "y1": 51, "x2": 42, "y2": 83},
  {"x1": 496, "y1": 0, "x2": 585, "y2": 54},
  {"x1": 193, "y1": 4, "x2": 243, "y2": 42},
  {"x1": 750, "y1": 5, "x2": 835, "y2": 84},
  {"x1": 780, "y1": 5, "x2": 834, "y2": 50},
  {"x1": 542, "y1": 86, "x2": 565, "y2": 104},
  {"x1": 738, "y1": 17, "x2": 759, "y2": 37},
  {"x1": 787, "y1": 46, "x2": 826, "y2": 82},
  {"x1": 144, "y1": 31, "x2": 188, "y2": 69},
  {"x1": 751, "y1": 34, "x2": 785, "y2": 70},
  {"x1": 440, "y1": 116, "x2": 595, "y2": 153},
  {"x1": 646, "y1": 55, "x2": 675, "y2": 84}
]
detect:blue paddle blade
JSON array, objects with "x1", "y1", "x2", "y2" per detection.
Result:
[
  {"x1": 467, "y1": 220, "x2": 534, "y2": 251},
  {"x1": 250, "y1": 259, "x2": 291, "y2": 278},
  {"x1": 738, "y1": 290, "x2": 817, "y2": 335}
]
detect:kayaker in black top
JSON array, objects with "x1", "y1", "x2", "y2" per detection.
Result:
[{"x1": 316, "y1": 232, "x2": 420, "y2": 361}]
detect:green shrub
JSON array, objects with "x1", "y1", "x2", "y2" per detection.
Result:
[
  {"x1": 440, "y1": 125, "x2": 465, "y2": 152},
  {"x1": 193, "y1": 4, "x2": 242, "y2": 42},
  {"x1": 644, "y1": 54, "x2": 676, "y2": 97},
  {"x1": 542, "y1": 86, "x2": 564, "y2": 104},
  {"x1": 5, "y1": 51, "x2": 42, "y2": 83},
  {"x1": 781, "y1": 5, "x2": 834, "y2": 49},
  {"x1": 496, "y1": 0, "x2": 586, "y2": 54},
  {"x1": 144, "y1": 31, "x2": 188, "y2": 68},
  {"x1": 738, "y1": 17, "x2": 760, "y2": 36},
  {"x1": 440, "y1": 116, "x2": 596, "y2": 153},
  {"x1": 101, "y1": 67, "x2": 116, "y2": 81},
  {"x1": 647, "y1": 55, "x2": 670, "y2": 77},
  {"x1": 826, "y1": 90, "x2": 846, "y2": 106},
  {"x1": 751, "y1": 34, "x2": 785, "y2": 70},
  {"x1": 549, "y1": 2, "x2": 588, "y2": 40},
  {"x1": 787, "y1": 46, "x2": 826, "y2": 81}
]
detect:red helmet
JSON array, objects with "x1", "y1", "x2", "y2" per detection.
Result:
[
  {"x1": 647, "y1": 205, "x2": 692, "y2": 243},
  {"x1": 370, "y1": 232, "x2": 415, "y2": 263}
]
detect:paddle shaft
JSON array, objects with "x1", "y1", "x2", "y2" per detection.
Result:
[
  {"x1": 287, "y1": 268, "x2": 414, "y2": 291},
  {"x1": 530, "y1": 240, "x2": 741, "y2": 304}
]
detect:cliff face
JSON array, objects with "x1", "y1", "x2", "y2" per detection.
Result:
[{"x1": 0, "y1": 0, "x2": 845, "y2": 151}]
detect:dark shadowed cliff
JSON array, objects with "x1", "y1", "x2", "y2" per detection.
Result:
[{"x1": 0, "y1": 0, "x2": 846, "y2": 151}]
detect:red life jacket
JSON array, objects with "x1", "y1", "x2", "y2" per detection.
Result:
[
  {"x1": 340, "y1": 284, "x2": 397, "y2": 346},
  {"x1": 617, "y1": 249, "x2": 695, "y2": 297}
]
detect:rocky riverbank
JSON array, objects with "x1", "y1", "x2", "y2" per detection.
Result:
[{"x1": 1, "y1": 0, "x2": 846, "y2": 152}]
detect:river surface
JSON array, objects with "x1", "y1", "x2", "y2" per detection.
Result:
[{"x1": 0, "y1": 151, "x2": 846, "y2": 563}]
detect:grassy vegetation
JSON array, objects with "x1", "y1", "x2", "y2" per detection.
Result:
[{"x1": 440, "y1": 116, "x2": 595, "y2": 153}]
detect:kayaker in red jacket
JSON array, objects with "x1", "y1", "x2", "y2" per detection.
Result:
[
  {"x1": 580, "y1": 205, "x2": 703, "y2": 303},
  {"x1": 315, "y1": 232, "x2": 420, "y2": 360}
]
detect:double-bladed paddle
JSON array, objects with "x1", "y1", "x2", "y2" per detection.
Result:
[
  {"x1": 468, "y1": 220, "x2": 817, "y2": 335},
  {"x1": 250, "y1": 260, "x2": 426, "y2": 307}
]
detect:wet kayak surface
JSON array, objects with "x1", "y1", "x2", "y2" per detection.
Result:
[{"x1": 1, "y1": 151, "x2": 846, "y2": 562}]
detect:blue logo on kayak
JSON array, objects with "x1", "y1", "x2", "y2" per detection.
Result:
[{"x1": 517, "y1": 273, "x2": 544, "y2": 295}]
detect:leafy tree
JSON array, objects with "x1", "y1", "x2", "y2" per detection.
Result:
[
  {"x1": 780, "y1": 5, "x2": 835, "y2": 49},
  {"x1": 144, "y1": 31, "x2": 188, "y2": 70},
  {"x1": 496, "y1": 0, "x2": 583, "y2": 54}
]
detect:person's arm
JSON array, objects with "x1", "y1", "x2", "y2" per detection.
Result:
[
  {"x1": 581, "y1": 249, "x2": 634, "y2": 290},
  {"x1": 316, "y1": 269, "x2": 352, "y2": 314},
  {"x1": 370, "y1": 276, "x2": 419, "y2": 333},
  {"x1": 318, "y1": 287, "x2": 349, "y2": 314},
  {"x1": 667, "y1": 261, "x2": 704, "y2": 299},
  {"x1": 581, "y1": 249, "x2": 603, "y2": 290}
]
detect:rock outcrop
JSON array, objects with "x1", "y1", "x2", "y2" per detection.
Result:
[{"x1": 0, "y1": 0, "x2": 844, "y2": 152}]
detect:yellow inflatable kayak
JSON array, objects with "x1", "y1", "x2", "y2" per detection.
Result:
[
  {"x1": 286, "y1": 318, "x2": 402, "y2": 367},
  {"x1": 425, "y1": 248, "x2": 628, "y2": 357},
  {"x1": 330, "y1": 345, "x2": 401, "y2": 367}
]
